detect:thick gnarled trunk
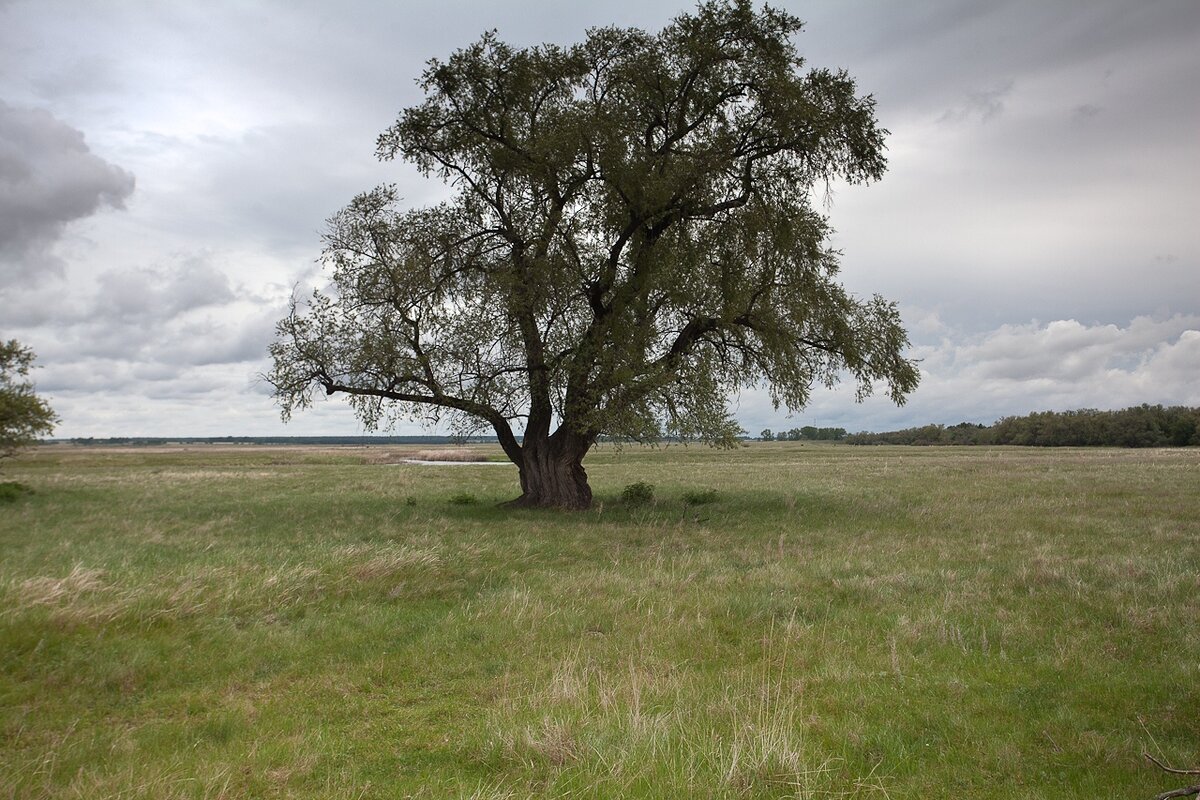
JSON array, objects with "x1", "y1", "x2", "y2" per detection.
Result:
[{"x1": 507, "y1": 430, "x2": 593, "y2": 510}]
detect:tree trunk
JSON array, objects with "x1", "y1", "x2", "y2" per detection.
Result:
[{"x1": 507, "y1": 429, "x2": 593, "y2": 510}]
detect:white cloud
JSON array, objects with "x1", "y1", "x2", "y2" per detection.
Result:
[
  {"x1": 740, "y1": 315, "x2": 1200, "y2": 434},
  {"x1": 10, "y1": 253, "x2": 279, "y2": 395},
  {"x1": 92, "y1": 256, "x2": 234, "y2": 323},
  {"x1": 958, "y1": 316, "x2": 1200, "y2": 385}
]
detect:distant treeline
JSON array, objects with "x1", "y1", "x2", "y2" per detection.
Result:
[
  {"x1": 759, "y1": 426, "x2": 848, "y2": 442},
  {"x1": 845, "y1": 405, "x2": 1200, "y2": 447},
  {"x1": 60, "y1": 435, "x2": 498, "y2": 446}
]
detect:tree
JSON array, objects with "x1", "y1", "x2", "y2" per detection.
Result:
[
  {"x1": 759, "y1": 429, "x2": 773, "y2": 442},
  {"x1": 269, "y1": 0, "x2": 919, "y2": 509},
  {"x1": 0, "y1": 340, "x2": 58, "y2": 464}
]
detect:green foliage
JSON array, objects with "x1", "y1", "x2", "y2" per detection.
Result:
[
  {"x1": 621, "y1": 481, "x2": 655, "y2": 506},
  {"x1": 682, "y1": 487, "x2": 719, "y2": 505},
  {"x1": 268, "y1": 0, "x2": 919, "y2": 506},
  {"x1": 448, "y1": 491, "x2": 478, "y2": 505},
  {"x1": 992, "y1": 405, "x2": 1200, "y2": 447},
  {"x1": 775, "y1": 425, "x2": 847, "y2": 441},
  {"x1": 1, "y1": 341, "x2": 58, "y2": 465},
  {"x1": 0, "y1": 481, "x2": 32, "y2": 503},
  {"x1": 846, "y1": 405, "x2": 1200, "y2": 447}
]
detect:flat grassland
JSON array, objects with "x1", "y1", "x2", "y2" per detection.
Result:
[{"x1": 1, "y1": 443, "x2": 1197, "y2": 798}]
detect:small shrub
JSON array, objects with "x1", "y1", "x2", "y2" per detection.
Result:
[
  {"x1": 621, "y1": 481, "x2": 655, "y2": 506},
  {"x1": 683, "y1": 488, "x2": 719, "y2": 506},
  {"x1": 403, "y1": 496, "x2": 417, "y2": 507},
  {"x1": 0, "y1": 481, "x2": 32, "y2": 503},
  {"x1": 448, "y1": 491, "x2": 478, "y2": 505}
]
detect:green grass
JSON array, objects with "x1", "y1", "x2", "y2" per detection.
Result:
[{"x1": 1, "y1": 442, "x2": 1197, "y2": 798}]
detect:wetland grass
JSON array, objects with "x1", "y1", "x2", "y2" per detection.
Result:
[{"x1": 1, "y1": 443, "x2": 1196, "y2": 798}]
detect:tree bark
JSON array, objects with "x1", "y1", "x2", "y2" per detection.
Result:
[{"x1": 506, "y1": 428, "x2": 593, "y2": 510}]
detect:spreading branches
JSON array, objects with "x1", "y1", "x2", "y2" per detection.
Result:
[{"x1": 269, "y1": 0, "x2": 918, "y2": 482}]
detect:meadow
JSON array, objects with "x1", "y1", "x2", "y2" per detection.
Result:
[{"x1": 1, "y1": 442, "x2": 1196, "y2": 799}]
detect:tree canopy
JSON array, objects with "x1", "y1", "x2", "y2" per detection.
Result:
[
  {"x1": 269, "y1": 0, "x2": 919, "y2": 508},
  {"x1": 0, "y1": 340, "x2": 58, "y2": 464}
]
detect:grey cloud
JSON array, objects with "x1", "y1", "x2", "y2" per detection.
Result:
[
  {"x1": 39, "y1": 358, "x2": 261, "y2": 404},
  {"x1": 2, "y1": 254, "x2": 235, "y2": 328},
  {"x1": 1070, "y1": 103, "x2": 1103, "y2": 123},
  {"x1": 4, "y1": 0, "x2": 1198, "y2": 439},
  {"x1": 63, "y1": 304, "x2": 265, "y2": 366},
  {"x1": 7, "y1": 252, "x2": 269, "y2": 381},
  {"x1": 36, "y1": 359, "x2": 145, "y2": 394},
  {"x1": 34, "y1": 304, "x2": 276, "y2": 395},
  {"x1": 939, "y1": 81, "x2": 1014, "y2": 125},
  {"x1": 164, "y1": 308, "x2": 278, "y2": 366},
  {"x1": 0, "y1": 100, "x2": 134, "y2": 282},
  {"x1": 802, "y1": 0, "x2": 1200, "y2": 117},
  {"x1": 92, "y1": 256, "x2": 234, "y2": 323}
]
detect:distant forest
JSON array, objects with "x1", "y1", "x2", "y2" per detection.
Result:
[
  {"x1": 845, "y1": 404, "x2": 1200, "y2": 447},
  {"x1": 52, "y1": 404, "x2": 1200, "y2": 449}
]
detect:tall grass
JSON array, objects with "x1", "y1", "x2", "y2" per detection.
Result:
[
  {"x1": 1, "y1": 443, "x2": 1196, "y2": 797},
  {"x1": 410, "y1": 448, "x2": 498, "y2": 463}
]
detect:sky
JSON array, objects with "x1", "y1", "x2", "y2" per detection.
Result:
[{"x1": 1, "y1": 0, "x2": 1197, "y2": 438}]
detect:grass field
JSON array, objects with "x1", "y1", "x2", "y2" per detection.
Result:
[{"x1": 1, "y1": 442, "x2": 1197, "y2": 798}]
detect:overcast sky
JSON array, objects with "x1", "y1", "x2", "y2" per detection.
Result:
[{"x1": 1, "y1": 0, "x2": 1197, "y2": 438}]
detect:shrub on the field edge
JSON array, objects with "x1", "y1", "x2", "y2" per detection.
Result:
[
  {"x1": 622, "y1": 481, "x2": 655, "y2": 506},
  {"x1": 0, "y1": 481, "x2": 32, "y2": 503},
  {"x1": 683, "y1": 488, "x2": 719, "y2": 506}
]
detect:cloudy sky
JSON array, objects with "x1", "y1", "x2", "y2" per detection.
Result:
[{"x1": 1, "y1": 0, "x2": 1197, "y2": 438}]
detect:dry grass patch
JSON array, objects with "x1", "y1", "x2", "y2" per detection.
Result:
[
  {"x1": 411, "y1": 448, "x2": 496, "y2": 463},
  {"x1": 18, "y1": 564, "x2": 107, "y2": 607},
  {"x1": 339, "y1": 543, "x2": 443, "y2": 581},
  {"x1": 7, "y1": 564, "x2": 130, "y2": 628}
]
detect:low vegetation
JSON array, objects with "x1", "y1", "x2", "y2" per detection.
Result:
[
  {"x1": 0, "y1": 480, "x2": 32, "y2": 503},
  {"x1": 411, "y1": 448, "x2": 497, "y2": 463},
  {"x1": 847, "y1": 404, "x2": 1200, "y2": 447},
  {"x1": 1, "y1": 442, "x2": 1196, "y2": 798},
  {"x1": 621, "y1": 481, "x2": 656, "y2": 507}
]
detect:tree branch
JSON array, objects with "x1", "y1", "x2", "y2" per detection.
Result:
[
  {"x1": 323, "y1": 380, "x2": 523, "y2": 465},
  {"x1": 1147, "y1": 753, "x2": 1200, "y2": 800}
]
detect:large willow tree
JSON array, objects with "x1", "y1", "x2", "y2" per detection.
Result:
[{"x1": 270, "y1": 1, "x2": 919, "y2": 509}]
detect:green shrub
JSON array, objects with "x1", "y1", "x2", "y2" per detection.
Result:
[
  {"x1": 682, "y1": 488, "x2": 719, "y2": 506},
  {"x1": 621, "y1": 481, "x2": 655, "y2": 506},
  {"x1": 448, "y1": 491, "x2": 478, "y2": 506},
  {"x1": 0, "y1": 481, "x2": 31, "y2": 503}
]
